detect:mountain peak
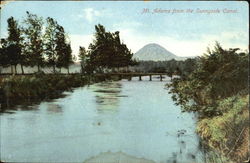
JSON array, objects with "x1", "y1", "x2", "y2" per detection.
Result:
[
  {"x1": 143, "y1": 43, "x2": 164, "y2": 47},
  {"x1": 133, "y1": 43, "x2": 178, "y2": 61}
]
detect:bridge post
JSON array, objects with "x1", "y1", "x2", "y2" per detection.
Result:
[
  {"x1": 160, "y1": 75, "x2": 163, "y2": 81},
  {"x1": 149, "y1": 75, "x2": 152, "y2": 81},
  {"x1": 128, "y1": 75, "x2": 132, "y2": 81},
  {"x1": 139, "y1": 75, "x2": 142, "y2": 81},
  {"x1": 119, "y1": 75, "x2": 122, "y2": 80}
]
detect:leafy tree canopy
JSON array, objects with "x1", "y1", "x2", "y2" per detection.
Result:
[{"x1": 87, "y1": 24, "x2": 135, "y2": 72}]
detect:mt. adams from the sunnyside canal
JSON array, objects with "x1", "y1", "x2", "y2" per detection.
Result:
[{"x1": 133, "y1": 43, "x2": 187, "y2": 61}]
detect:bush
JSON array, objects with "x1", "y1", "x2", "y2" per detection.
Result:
[{"x1": 167, "y1": 43, "x2": 248, "y2": 117}]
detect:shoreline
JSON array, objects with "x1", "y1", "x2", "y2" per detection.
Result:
[{"x1": 0, "y1": 73, "x2": 116, "y2": 112}]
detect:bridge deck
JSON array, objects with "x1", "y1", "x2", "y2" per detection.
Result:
[{"x1": 104, "y1": 73, "x2": 167, "y2": 76}]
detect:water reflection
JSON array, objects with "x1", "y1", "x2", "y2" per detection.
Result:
[
  {"x1": 83, "y1": 151, "x2": 156, "y2": 163},
  {"x1": 163, "y1": 127, "x2": 204, "y2": 163},
  {"x1": 0, "y1": 92, "x2": 68, "y2": 114},
  {"x1": 90, "y1": 82, "x2": 125, "y2": 113}
]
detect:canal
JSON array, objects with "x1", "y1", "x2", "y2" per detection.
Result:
[{"x1": 0, "y1": 76, "x2": 204, "y2": 162}]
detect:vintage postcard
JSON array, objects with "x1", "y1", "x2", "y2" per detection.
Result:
[{"x1": 0, "y1": 1, "x2": 249, "y2": 163}]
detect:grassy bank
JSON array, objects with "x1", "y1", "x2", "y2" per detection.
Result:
[
  {"x1": 197, "y1": 94, "x2": 249, "y2": 163},
  {"x1": 0, "y1": 73, "x2": 113, "y2": 112}
]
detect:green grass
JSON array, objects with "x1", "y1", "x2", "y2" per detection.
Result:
[{"x1": 197, "y1": 94, "x2": 249, "y2": 163}]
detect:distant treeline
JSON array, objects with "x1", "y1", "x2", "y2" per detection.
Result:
[{"x1": 133, "y1": 58, "x2": 197, "y2": 78}]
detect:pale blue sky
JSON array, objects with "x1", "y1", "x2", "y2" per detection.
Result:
[{"x1": 0, "y1": 1, "x2": 249, "y2": 57}]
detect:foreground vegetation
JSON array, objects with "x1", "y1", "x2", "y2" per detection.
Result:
[
  {"x1": 198, "y1": 94, "x2": 249, "y2": 162},
  {"x1": 167, "y1": 42, "x2": 249, "y2": 162}
]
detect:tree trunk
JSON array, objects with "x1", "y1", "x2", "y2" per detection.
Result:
[
  {"x1": 37, "y1": 65, "x2": 41, "y2": 72},
  {"x1": 67, "y1": 67, "x2": 69, "y2": 74},
  {"x1": 53, "y1": 65, "x2": 56, "y2": 74},
  {"x1": 10, "y1": 65, "x2": 13, "y2": 75},
  {"x1": 81, "y1": 64, "x2": 84, "y2": 74},
  {"x1": 14, "y1": 65, "x2": 17, "y2": 74},
  {"x1": 21, "y1": 64, "x2": 24, "y2": 74}
]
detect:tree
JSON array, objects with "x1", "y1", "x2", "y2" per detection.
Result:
[
  {"x1": 167, "y1": 42, "x2": 248, "y2": 117},
  {"x1": 22, "y1": 11, "x2": 44, "y2": 72},
  {"x1": 6, "y1": 17, "x2": 23, "y2": 74},
  {"x1": 44, "y1": 17, "x2": 60, "y2": 73},
  {"x1": 166, "y1": 68, "x2": 174, "y2": 80},
  {"x1": 57, "y1": 43, "x2": 73, "y2": 74},
  {"x1": 87, "y1": 24, "x2": 134, "y2": 72},
  {"x1": 181, "y1": 58, "x2": 197, "y2": 78},
  {"x1": 78, "y1": 46, "x2": 87, "y2": 73},
  {"x1": 56, "y1": 25, "x2": 73, "y2": 74},
  {"x1": 87, "y1": 24, "x2": 112, "y2": 71},
  {"x1": 114, "y1": 34, "x2": 134, "y2": 68},
  {"x1": 0, "y1": 39, "x2": 9, "y2": 73}
]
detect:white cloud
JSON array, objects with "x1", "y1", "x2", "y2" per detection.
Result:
[
  {"x1": 85, "y1": 8, "x2": 100, "y2": 22},
  {"x1": 76, "y1": 8, "x2": 101, "y2": 23}
]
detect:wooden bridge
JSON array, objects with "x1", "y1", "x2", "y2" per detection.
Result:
[{"x1": 104, "y1": 73, "x2": 168, "y2": 81}]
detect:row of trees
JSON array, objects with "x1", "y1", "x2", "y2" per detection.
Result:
[
  {"x1": 78, "y1": 24, "x2": 137, "y2": 74},
  {"x1": 0, "y1": 12, "x2": 72, "y2": 74}
]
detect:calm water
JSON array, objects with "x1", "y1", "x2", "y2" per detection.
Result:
[{"x1": 0, "y1": 76, "x2": 204, "y2": 163}]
